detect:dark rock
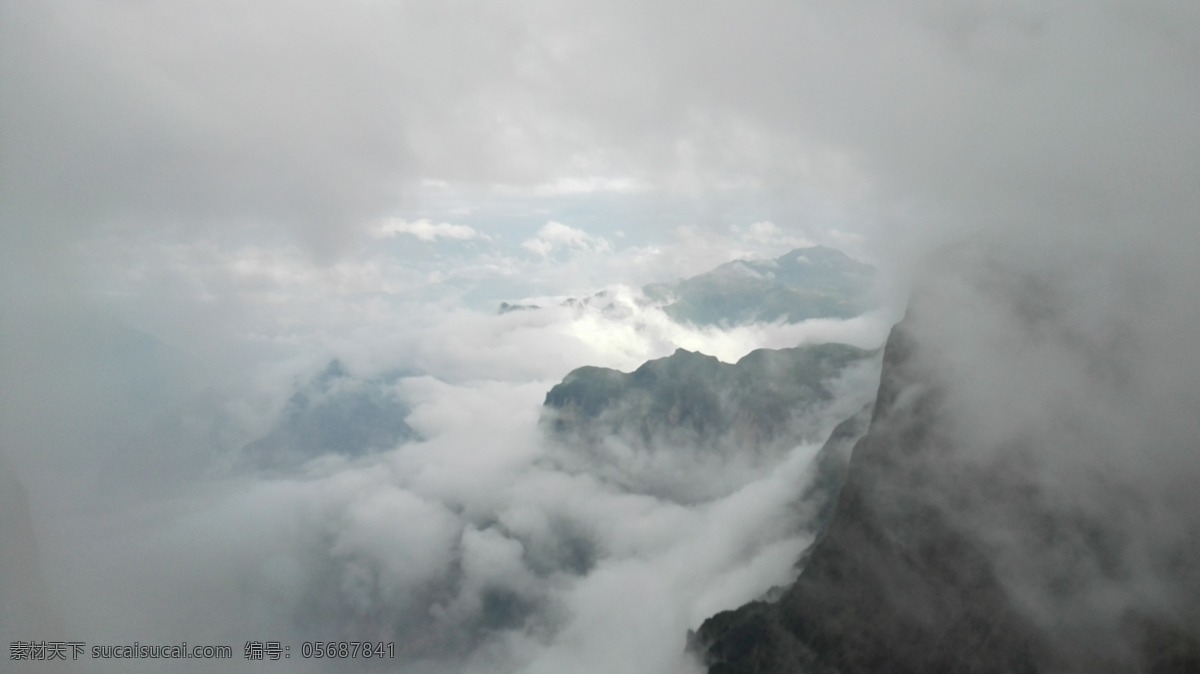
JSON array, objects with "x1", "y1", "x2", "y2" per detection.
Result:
[
  {"x1": 497, "y1": 302, "x2": 540, "y2": 315},
  {"x1": 693, "y1": 314, "x2": 1200, "y2": 672},
  {"x1": 644, "y1": 246, "x2": 875, "y2": 327}
]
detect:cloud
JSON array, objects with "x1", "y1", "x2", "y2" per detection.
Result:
[
  {"x1": 373, "y1": 218, "x2": 485, "y2": 242},
  {"x1": 734, "y1": 221, "x2": 804, "y2": 246},
  {"x1": 850, "y1": 236, "x2": 1200, "y2": 666},
  {"x1": 522, "y1": 221, "x2": 612, "y2": 257},
  {"x1": 6, "y1": 0, "x2": 1198, "y2": 270},
  {"x1": 0, "y1": 234, "x2": 889, "y2": 672},
  {"x1": 532, "y1": 176, "x2": 651, "y2": 196},
  {"x1": 22, "y1": 341, "x2": 857, "y2": 672},
  {"x1": 4, "y1": 0, "x2": 1199, "y2": 671}
]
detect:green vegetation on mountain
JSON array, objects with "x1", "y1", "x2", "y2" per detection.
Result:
[
  {"x1": 542, "y1": 343, "x2": 877, "y2": 502},
  {"x1": 545, "y1": 344, "x2": 872, "y2": 453}
]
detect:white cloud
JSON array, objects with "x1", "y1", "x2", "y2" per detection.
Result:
[
  {"x1": 532, "y1": 176, "x2": 650, "y2": 196},
  {"x1": 732, "y1": 220, "x2": 816, "y2": 250},
  {"x1": 8, "y1": 218, "x2": 891, "y2": 670},
  {"x1": 374, "y1": 218, "x2": 484, "y2": 242},
  {"x1": 522, "y1": 221, "x2": 612, "y2": 257}
]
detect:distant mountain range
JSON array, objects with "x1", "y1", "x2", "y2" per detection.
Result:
[
  {"x1": 499, "y1": 245, "x2": 877, "y2": 327},
  {"x1": 540, "y1": 343, "x2": 878, "y2": 503},
  {"x1": 644, "y1": 246, "x2": 876, "y2": 326},
  {"x1": 245, "y1": 246, "x2": 878, "y2": 491}
]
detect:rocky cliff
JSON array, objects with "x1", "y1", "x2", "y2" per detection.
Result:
[{"x1": 694, "y1": 312, "x2": 1200, "y2": 673}]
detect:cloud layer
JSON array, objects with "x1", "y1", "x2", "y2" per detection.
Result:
[{"x1": 4, "y1": 0, "x2": 1199, "y2": 672}]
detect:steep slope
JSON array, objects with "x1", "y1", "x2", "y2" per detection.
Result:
[
  {"x1": 794, "y1": 403, "x2": 872, "y2": 549},
  {"x1": 694, "y1": 310, "x2": 1200, "y2": 672},
  {"x1": 695, "y1": 321, "x2": 1047, "y2": 672}
]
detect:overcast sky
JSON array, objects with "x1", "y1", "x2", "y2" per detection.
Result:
[
  {"x1": 3, "y1": 1, "x2": 1200, "y2": 672},
  {"x1": 7, "y1": 0, "x2": 1198, "y2": 312}
]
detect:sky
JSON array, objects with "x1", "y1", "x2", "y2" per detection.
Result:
[{"x1": 3, "y1": 0, "x2": 1200, "y2": 672}]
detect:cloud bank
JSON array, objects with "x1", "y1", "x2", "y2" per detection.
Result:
[{"x1": 4, "y1": 0, "x2": 1199, "y2": 672}]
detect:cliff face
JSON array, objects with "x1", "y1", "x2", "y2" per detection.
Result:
[{"x1": 694, "y1": 314, "x2": 1200, "y2": 673}]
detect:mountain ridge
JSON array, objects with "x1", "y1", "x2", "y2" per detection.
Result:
[
  {"x1": 644, "y1": 245, "x2": 875, "y2": 326},
  {"x1": 541, "y1": 342, "x2": 879, "y2": 503},
  {"x1": 499, "y1": 245, "x2": 876, "y2": 327}
]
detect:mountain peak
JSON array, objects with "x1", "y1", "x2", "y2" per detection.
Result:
[{"x1": 643, "y1": 244, "x2": 876, "y2": 327}]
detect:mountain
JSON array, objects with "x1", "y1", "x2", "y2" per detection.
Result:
[
  {"x1": 499, "y1": 245, "x2": 876, "y2": 327},
  {"x1": 643, "y1": 246, "x2": 875, "y2": 326},
  {"x1": 692, "y1": 315, "x2": 1200, "y2": 672},
  {"x1": 242, "y1": 360, "x2": 420, "y2": 470},
  {"x1": 541, "y1": 343, "x2": 878, "y2": 503},
  {"x1": 794, "y1": 403, "x2": 872, "y2": 549}
]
